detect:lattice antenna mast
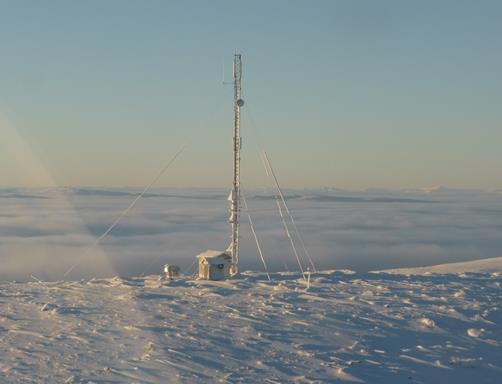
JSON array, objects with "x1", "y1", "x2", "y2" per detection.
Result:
[{"x1": 227, "y1": 53, "x2": 243, "y2": 275}]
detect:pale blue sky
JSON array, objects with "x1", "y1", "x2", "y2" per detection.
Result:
[{"x1": 1, "y1": 0, "x2": 501, "y2": 188}]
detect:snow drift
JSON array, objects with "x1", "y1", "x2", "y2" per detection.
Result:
[{"x1": 377, "y1": 256, "x2": 502, "y2": 275}]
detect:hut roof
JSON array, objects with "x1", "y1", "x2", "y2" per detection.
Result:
[{"x1": 197, "y1": 250, "x2": 232, "y2": 264}]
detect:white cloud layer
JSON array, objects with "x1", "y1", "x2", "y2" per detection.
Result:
[{"x1": 1, "y1": 187, "x2": 501, "y2": 281}]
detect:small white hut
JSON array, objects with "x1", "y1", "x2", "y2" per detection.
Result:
[{"x1": 197, "y1": 250, "x2": 232, "y2": 280}]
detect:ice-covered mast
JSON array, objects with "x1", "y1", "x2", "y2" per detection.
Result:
[
  {"x1": 196, "y1": 54, "x2": 243, "y2": 281},
  {"x1": 227, "y1": 53, "x2": 244, "y2": 275}
]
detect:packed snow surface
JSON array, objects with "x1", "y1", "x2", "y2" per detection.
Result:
[{"x1": 1, "y1": 270, "x2": 500, "y2": 383}]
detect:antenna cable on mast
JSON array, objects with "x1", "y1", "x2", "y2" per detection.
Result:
[
  {"x1": 262, "y1": 150, "x2": 317, "y2": 274},
  {"x1": 242, "y1": 189, "x2": 271, "y2": 281}
]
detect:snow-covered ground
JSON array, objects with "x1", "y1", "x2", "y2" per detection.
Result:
[
  {"x1": 1, "y1": 268, "x2": 500, "y2": 383},
  {"x1": 1, "y1": 187, "x2": 501, "y2": 382}
]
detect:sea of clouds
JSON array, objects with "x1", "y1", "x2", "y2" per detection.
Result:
[{"x1": 1, "y1": 186, "x2": 501, "y2": 281}]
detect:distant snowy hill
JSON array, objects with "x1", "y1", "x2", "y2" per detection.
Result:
[
  {"x1": 376, "y1": 256, "x2": 502, "y2": 275},
  {"x1": 1, "y1": 270, "x2": 500, "y2": 383}
]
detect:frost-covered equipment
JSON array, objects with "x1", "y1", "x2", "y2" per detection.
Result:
[
  {"x1": 197, "y1": 250, "x2": 232, "y2": 280},
  {"x1": 163, "y1": 264, "x2": 180, "y2": 279},
  {"x1": 227, "y1": 53, "x2": 243, "y2": 276},
  {"x1": 197, "y1": 53, "x2": 243, "y2": 281}
]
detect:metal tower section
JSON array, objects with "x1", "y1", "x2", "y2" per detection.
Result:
[{"x1": 227, "y1": 53, "x2": 243, "y2": 275}]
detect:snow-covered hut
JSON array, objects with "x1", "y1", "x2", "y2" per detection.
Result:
[{"x1": 197, "y1": 250, "x2": 232, "y2": 280}]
